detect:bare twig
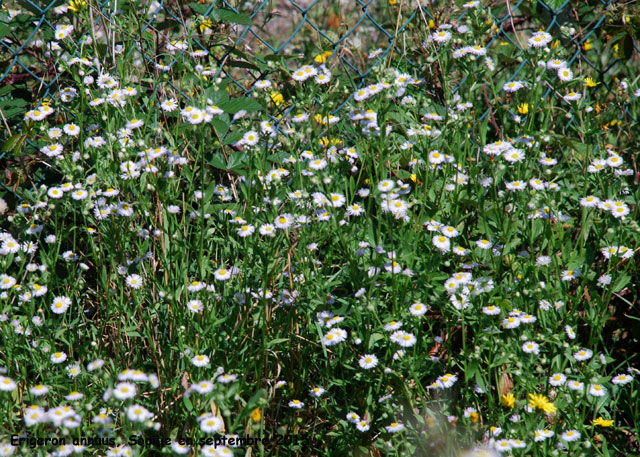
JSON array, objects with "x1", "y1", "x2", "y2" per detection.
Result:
[
  {"x1": 415, "y1": 0, "x2": 430, "y2": 29},
  {"x1": 386, "y1": 0, "x2": 405, "y2": 69},
  {"x1": 506, "y1": 0, "x2": 525, "y2": 49},
  {"x1": 481, "y1": 85, "x2": 502, "y2": 137},
  {"x1": 0, "y1": 107, "x2": 12, "y2": 134}
]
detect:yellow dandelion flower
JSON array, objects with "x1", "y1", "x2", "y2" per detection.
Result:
[
  {"x1": 199, "y1": 18, "x2": 213, "y2": 33},
  {"x1": 319, "y1": 137, "x2": 341, "y2": 146},
  {"x1": 585, "y1": 77, "x2": 599, "y2": 88},
  {"x1": 528, "y1": 393, "x2": 556, "y2": 413},
  {"x1": 270, "y1": 92, "x2": 284, "y2": 106},
  {"x1": 314, "y1": 51, "x2": 332, "y2": 64},
  {"x1": 517, "y1": 103, "x2": 529, "y2": 115},
  {"x1": 501, "y1": 393, "x2": 515, "y2": 408},
  {"x1": 593, "y1": 417, "x2": 613, "y2": 427},
  {"x1": 541, "y1": 401, "x2": 556, "y2": 413},
  {"x1": 68, "y1": 0, "x2": 87, "y2": 13},
  {"x1": 250, "y1": 408, "x2": 262, "y2": 421}
]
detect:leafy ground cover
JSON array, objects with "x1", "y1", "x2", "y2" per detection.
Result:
[{"x1": 1, "y1": 0, "x2": 639, "y2": 456}]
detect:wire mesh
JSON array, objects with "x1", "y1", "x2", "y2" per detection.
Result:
[{"x1": 0, "y1": 0, "x2": 637, "y2": 182}]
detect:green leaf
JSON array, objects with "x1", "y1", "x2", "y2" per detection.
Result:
[
  {"x1": 155, "y1": 19, "x2": 181, "y2": 32},
  {"x1": 226, "y1": 151, "x2": 247, "y2": 171},
  {"x1": 11, "y1": 14, "x2": 33, "y2": 28},
  {"x1": 368, "y1": 332, "x2": 384, "y2": 349},
  {"x1": 540, "y1": 0, "x2": 564, "y2": 12},
  {"x1": 0, "y1": 23, "x2": 10, "y2": 38},
  {"x1": 260, "y1": 53, "x2": 299, "y2": 62},
  {"x1": 0, "y1": 85, "x2": 15, "y2": 96},
  {"x1": 266, "y1": 338, "x2": 289, "y2": 347},
  {"x1": 209, "y1": 9, "x2": 251, "y2": 25},
  {"x1": 205, "y1": 87, "x2": 230, "y2": 107},
  {"x1": 490, "y1": 352, "x2": 510, "y2": 369},
  {"x1": 620, "y1": 34, "x2": 634, "y2": 61},
  {"x1": 0, "y1": 98, "x2": 29, "y2": 108},
  {"x1": 123, "y1": 325, "x2": 142, "y2": 337},
  {"x1": 227, "y1": 59, "x2": 259, "y2": 71},
  {"x1": 219, "y1": 97, "x2": 263, "y2": 114},
  {"x1": 188, "y1": 2, "x2": 209, "y2": 15},
  {"x1": 222, "y1": 45, "x2": 252, "y2": 61},
  {"x1": 211, "y1": 118, "x2": 229, "y2": 138},
  {"x1": 2, "y1": 133, "x2": 27, "y2": 153},
  {"x1": 223, "y1": 129, "x2": 244, "y2": 145},
  {"x1": 581, "y1": 211, "x2": 594, "y2": 244},
  {"x1": 16, "y1": 0, "x2": 44, "y2": 15},
  {"x1": 0, "y1": 107, "x2": 26, "y2": 119},
  {"x1": 203, "y1": 181, "x2": 219, "y2": 202},
  {"x1": 465, "y1": 359, "x2": 479, "y2": 383},
  {"x1": 475, "y1": 369, "x2": 488, "y2": 394},
  {"x1": 207, "y1": 153, "x2": 227, "y2": 170},
  {"x1": 611, "y1": 273, "x2": 631, "y2": 293}
]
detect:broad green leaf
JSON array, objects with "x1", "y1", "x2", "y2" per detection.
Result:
[
  {"x1": 611, "y1": 274, "x2": 631, "y2": 293},
  {"x1": 0, "y1": 98, "x2": 29, "y2": 108},
  {"x1": 188, "y1": 2, "x2": 209, "y2": 15},
  {"x1": 226, "y1": 151, "x2": 247, "y2": 170},
  {"x1": 368, "y1": 332, "x2": 384, "y2": 349},
  {"x1": 206, "y1": 87, "x2": 230, "y2": 107},
  {"x1": 0, "y1": 23, "x2": 10, "y2": 38},
  {"x1": 223, "y1": 129, "x2": 244, "y2": 145},
  {"x1": 211, "y1": 118, "x2": 229, "y2": 138},
  {"x1": 209, "y1": 9, "x2": 251, "y2": 25},
  {"x1": 0, "y1": 85, "x2": 15, "y2": 96},
  {"x1": 0, "y1": 107, "x2": 26, "y2": 119},
  {"x1": 219, "y1": 97, "x2": 263, "y2": 114},
  {"x1": 2, "y1": 133, "x2": 27, "y2": 153},
  {"x1": 227, "y1": 59, "x2": 259, "y2": 71},
  {"x1": 207, "y1": 153, "x2": 226, "y2": 170}
]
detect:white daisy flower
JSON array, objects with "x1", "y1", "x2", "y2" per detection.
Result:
[{"x1": 358, "y1": 354, "x2": 378, "y2": 370}]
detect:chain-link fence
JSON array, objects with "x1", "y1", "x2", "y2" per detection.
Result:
[{"x1": 1, "y1": 0, "x2": 638, "y2": 179}]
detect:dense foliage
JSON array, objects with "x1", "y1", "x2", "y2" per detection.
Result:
[{"x1": 1, "y1": 0, "x2": 639, "y2": 456}]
